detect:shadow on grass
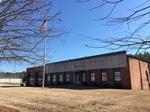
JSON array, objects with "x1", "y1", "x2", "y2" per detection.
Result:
[
  {"x1": 47, "y1": 84, "x2": 104, "y2": 90},
  {"x1": 0, "y1": 85, "x2": 99, "y2": 90},
  {"x1": 0, "y1": 84, "x2": 127, "y2": 90},
  {"x1": 46, "y1": 84, "x2": 128, "y2": 90}
]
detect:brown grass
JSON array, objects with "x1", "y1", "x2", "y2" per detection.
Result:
[{"x1": 0, "y1": 87, "x2": 150, "y2": 112}]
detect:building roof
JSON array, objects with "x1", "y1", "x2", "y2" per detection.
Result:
[{"x1": 46, "y1": 50, "x2": 126, "y2": 65}]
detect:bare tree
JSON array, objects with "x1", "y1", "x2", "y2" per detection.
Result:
[
  {"x1": 77, "y1": 0, "x2": 150, "y2": 54},
  {"x1": 0, "y1": 0, "x2": 66, "y2": 64}
]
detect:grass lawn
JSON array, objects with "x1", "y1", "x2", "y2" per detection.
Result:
[{"x1": 0, "y1": 87, "x2": 150, "y2": 112}]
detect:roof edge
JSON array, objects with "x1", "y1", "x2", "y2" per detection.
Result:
[{"x1": 47, "y1": 50, "x2": 127, "y2": 65}]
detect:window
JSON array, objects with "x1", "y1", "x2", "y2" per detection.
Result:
[
  {"x1": 114, "y1": 69, "x2": 121, "y2": 81},
  {"x1": 58, "y1": 73, "x2": 64, "y2": 82},
  {"x1": 30, "y1": 72, "x2": 35, "y2": 77},
  {"x1": 145, "y1": 70, "x2": 149, "y2": 81},
  {"x1": 59, "y1": 75, "x2": 63, "y2": 82},
  {"x1": 66, "y1": 74, "x2": 70, "y2": 81},
  {"x1": 37, "y1": 72, "x2": 43, "y2": 85},
  {"x1": 90, "y1": 71, "x2": 95, "y2": 81},
  {"x1": 38, "y1": 72, "x2": 43, "y2": 76},
  {"x1": 101, "y1": 71, "x2": 107, "y2": 81},
  {"x1": 47, "y1": 76, "x2": 50, "y2": 82},
  {"x1": 53, "y1": 74, "x2": 57, "y2": 82},
  {"x1": 29, "y1": 72, "x2": 35, "y2": 86}
]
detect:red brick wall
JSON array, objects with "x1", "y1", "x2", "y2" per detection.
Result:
[
  {"x1": 83, "y1": 68, "x2": 131, "y2": 89},
  {"x1": 70, "y1": 72, "x2": 74, "y2": 84},
  {"x1": 95, "y1": 70, "x2": 101, "y2": 85},
  {"x1": 26, "y1": 57, "x2": 150, "y2": 90},
  {"x1": 85, "y1": 70, "x2": 90, "y2": 85},
  {"x1": 140, "y1": 61, "x2": 150, "y2": 90},
  {"x1": 128, "y1": 57, "x2": 150, "y2": 90},
  {"x1": 107, "y1": 69, "x2": 114, "y2": 88},
  {"x1": 120, "y1": 68, "x2": 131, "y2": 89},
  {"x1": 27, "y1": 66, "x2": 43, "y2": 73}
]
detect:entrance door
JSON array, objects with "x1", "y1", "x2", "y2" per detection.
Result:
[{"x1": 75, "y1": 72, "x2": 85, "y2": 84}]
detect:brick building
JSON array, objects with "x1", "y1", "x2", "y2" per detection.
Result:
[{"x1": 26, "y1": 51, "x2": 150, "y2": 90}]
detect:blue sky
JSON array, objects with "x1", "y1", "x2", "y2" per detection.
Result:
[{"x1": 0, "y1": 0, "x2": 149, "y2": 72}]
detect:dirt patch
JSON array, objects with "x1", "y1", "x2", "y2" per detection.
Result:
[{"x1": 0, "y1": 105, "x2": 20, "y2": 112}]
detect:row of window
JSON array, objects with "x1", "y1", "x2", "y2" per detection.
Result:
[
  {"x1": 47, "y1": 74, "x2": 71, "y2": 82},
  {"x1": 90, "y1": 69, "x2": 121, "y2": 82},
  {"x1": 29, "y1": 73, "x2": 71, "y2": 86},
  {"x1": 29, "y1": 69, "x2": 121, "y2": 85}
]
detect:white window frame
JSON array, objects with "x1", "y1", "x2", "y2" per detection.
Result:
[
  {"x1": 59, "y1": 74, "x2": 63, "y2": 82},
  {"x1": 66, "y1": 74, "x2": 70, "y2": 82},
  {"x1": 90, "y1": 72, "x2": 95, "y2": 82},
  {"x1": 47, "y1": 76, "x2": 50, "y2": 82},
  {"x1": 114, "y1": 71, "x2": 121, "y2": 81},
  {"x1": 53, "y1": 75, "x2": 56, "y2": 82},
  {"x1": 102, "y1": 71, "x2": 107, "y2": 82}
]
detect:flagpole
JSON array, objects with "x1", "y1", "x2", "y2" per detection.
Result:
[{"x1": 42, "y1": 15, "x2": 47, "y2": 90}]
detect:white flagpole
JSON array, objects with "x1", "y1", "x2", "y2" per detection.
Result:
[{"x1": 42, "y1": 15, "x2": 47, "y2": 90}]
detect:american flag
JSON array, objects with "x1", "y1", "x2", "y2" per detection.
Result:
[{"x1": 40, "y1": 19, "x2": 47, "y2": 32}]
